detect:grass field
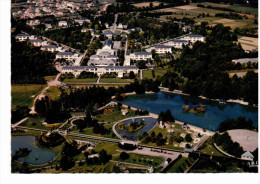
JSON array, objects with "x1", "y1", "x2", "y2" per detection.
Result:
[
  {"x1": 11, "y1": 84, "x2": 46, "y2": 110},
  {"x1": 114, "y1": 153, "x2": 164, "y2": 167},
  {"x1": 100, "y1": 78, "x2": 134, "y2": 83},
  {"x1": 93, "y1": 106, "x2": 137, "y2": 122},
  {"x1": 45, "y1": 86, "x2": 61, "y2": 100},
  {"x1": 63, "y1": 78, "x2": 98, "y2": 83},
  {"x1": 142, "y1": 68, "x2": 168, "y2": 80},
  {"x1": 166, "y1": 157, "x2": 195, "y2": 173},
  {"x1": 20, "y1": 117, "x2": 61, "y2": 130},
  {"x1": 199, "y1": 137, "x2": 226, "y2": 157},
  {"x1": 238, "y1": 36, "x2": 258, "y2": 51}
]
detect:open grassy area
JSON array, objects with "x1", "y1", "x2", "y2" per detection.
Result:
[
  {"x1": 114, "y1": 153, "x2": 164, "y2": 167},
  {"x1": 77, "y1": 123, "x2": 120, "y2": 139},
  {"x1": 166, "y1": 157, "x2": 195, "y2": 173},
  {"x1": 45, "y1": 86, "x2": 61, "y2": 100},
  {"x1": 93, "y1": 105, "x2": 137, "y2": 122},
  {"x1": 68, "y1": 84, "x2": 127, "y2": 89},
  {"x1": 44, "y1": 76, "x2": 56, "y2": 82},
  {"x1": 199, "y1": 137, "x2": 226, "y2": 157},
  {"x1": 142, "y1": 68, "x2": 169, "y2": 80},
  {"x1": 100, "y1": 78, "x2": 134, "y2": 83},
  {"x1": 20, "y1": 116, "x2": 61, "y2": 131},
  {"x1": 63, "y1": 78, "x2": 98, "y2": 83},
  {"x1": 94, "y1": 142, "x2": 120, "y2": 156},
  {"x1": 11, "y1": 84, "x2": 46, "y2": 110}
]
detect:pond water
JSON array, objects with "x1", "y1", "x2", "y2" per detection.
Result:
[
  {"x1": 115, "y1": 117, "x2": 157, "y2": 141},
  {"x1": 11, "y1": 135, "x2": 56, "y2": 165},
  {"x1": 122, "y1": 92, "x2": 258, "y2": 131}
]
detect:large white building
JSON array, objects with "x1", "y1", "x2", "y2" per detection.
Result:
[
  {"x1": 15, "y1": 33, "x2": 30, "y2": 41},
  {"x1": 130, "y1": 52, "x2": 153, "y2": 61},
  {"x1": 41, "y1": 45, "x2": 60, "y2": 52},
  {"x1": 62, "y1": 65, "x2": 139, "y2": 77},
  {"x1": 232, "y1": 58, "x2": 258, "y2": 64},
  {"x1": 164, "y1": 40, "x2": 189, "y2": 48},
  {"x1": 184, "y1": 34, "x2": 205, "y2": 43},
  {"x1": 150, "y1": 45, "x2": 172, "y2": 54},
  {"x1": 74, "y1": 19, "x2": 91, "y2": 25},
  {"x1": 29, "y1": 39, "x2": 48, "y2": 47},
  {"x1": 58, "y1": 21, "x2": 68, "y2": 27},
  {"x1": 56, "y1": 52, "x2": 79, "y2": 60}
]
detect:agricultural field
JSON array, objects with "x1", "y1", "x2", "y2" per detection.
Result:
[
  {"x1": 132, "y1": 2, "x2": 161, "y2": 8},
  {"x1": 11, "y1": 84, "x2": 46, "y2": 110},
  {"x1": 237, "y1": 36, "x2": 258, "y2": 51},
  {"x1": 156, "y1": 3, "x2": 258, "y2": 30}
]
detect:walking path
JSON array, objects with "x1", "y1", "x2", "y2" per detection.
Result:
[{"x1": 11, "y1": 117, "x2": 28, "y2": 129}]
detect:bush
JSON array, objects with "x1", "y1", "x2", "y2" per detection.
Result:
[{"x1": 120, "y1": 152, "x2": 130, "y2": 160}]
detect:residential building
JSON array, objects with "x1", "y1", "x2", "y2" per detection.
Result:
[
  {"x1": 130, "y1": 52, "x2": 153, "y2": 61},
  {"x1": 45, "y1": 24, "x2": 52, "y2": 30},
  {"x1": 58, "y1": 21, "x2": 67, "y2": 27},
  {"x1": 151, "y1": 45, "x2": 172, "y2": 54},
  {"x1": 75, "y1": 19, "x2": 91, "y2": 25},
  {"x1": 29, "y1": 39, "x2": 48, "y2": 47},
  {"x1": 15, "y1": 33, "x2": 30, "y2": 41},
  {"x1": 184, "y1": 34, "x2": 205, "y2": 43},
  {"x1": 103, "y1": 31, "x2": 113, "y2": 39},
  {"x1": 232, "y1": 58, "x2": 258, "y2": 64},
  {"x1": 164, "y1": 40, "x2": 189, "y2": 48},
  {"x1": 56, "y1": 52, "x2": 78, "y2": 60},
  {"x1": 41, "y1": 45, "x2": 58, "y2": 52},
  {"x1": 62, "y1": 66, "x2": 96, "y2": 76},
  {"x1": 241, "y1": 151, "x2": 254, "y2": 161}
]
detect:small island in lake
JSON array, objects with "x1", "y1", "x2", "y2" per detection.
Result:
[
  {"x1": 118, "y1": 121, "x2": 146, "y2": 133},
  {"x1": 182, "y1": 105, "x2": 206, "y2": 113},
  {"x1": 13, "y1": 148, "x2": 31, "y2": 159}
]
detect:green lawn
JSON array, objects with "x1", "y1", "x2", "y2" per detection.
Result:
[
  {"x1": 77, "y1": 123, "x2": 120, "y2": 140},
  {"x1": 166, "y1": 157, "x2": 195, "y2": 173},
  {"x1": 93, "y1": 106, "x2": 137, "y2": 122},
  {"x1": 94, "y1": 142, "x2": 120, "y2": 156},
  {"x1": 142, "y1": 69, "x2": 169, "y2": 80},
  {"x1": 11, "y1": 84, "x2": 46, "y2": 110},
  {"x1": 100, "y1": 78, "x2": 134, "y2": 83},
  {"x1": 63, "y1": 78, "x2": 98, "y2": 82},
  {"x1": 199, "y1": 137, "x2": 226, "y2": 157},
  {"x1": 45, "y1": 86, "x2": 61, "y2": 100},
  {"x1": 68, "y1": 84, "x2": 127, "y2": 89},
  {"x1": 44, "y1": 76, "x2": 56, "y2": 81},
  {"x1": 114, "y1": 153, "x2": 164, "y2": 167},
  {"x1": 20, "y1": 117, "x2": 62, "y2": 131}
]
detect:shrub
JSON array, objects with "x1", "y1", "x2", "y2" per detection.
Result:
[{"x1": 120, "y1": 152, "x2": 130, "y2": 160}]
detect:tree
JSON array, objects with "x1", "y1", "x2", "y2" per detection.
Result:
[
  {"x1": 99, "y1": 149, "x2": 111, "y2": 165},
  {"x1": 120, "y1": 152, "x2": 130, "y2": 160},
  {"x1": 185, "y1": 134, "x2": 193, "y2": 142},
  {"x1": 129, "y1": 71, "x2": 136, "y2": 79}
]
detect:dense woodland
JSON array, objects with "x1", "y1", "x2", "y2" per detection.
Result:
[
  {"x1": 168, "y1": 24, "x2": 258, "y2": 105},
  {"x1": 11, "y1": 37, "x2": 57, "y2": 84},
  {"x1": 218, "y1": 116, "x2": 256, "y2": 132}
]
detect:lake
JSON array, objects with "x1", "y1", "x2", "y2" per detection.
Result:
[
  {"x1": 11, "y1": 135, "x2": 56, "y2": 165},
  {"x1": 122, "y1": 92, "x2": 258, "y2": 131}
]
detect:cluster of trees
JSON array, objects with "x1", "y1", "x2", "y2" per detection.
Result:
[
  {"x1": 139, "y1": 11, "x2": 173, "y2": 18},
  {"x1": 128, "y1": 18, "x2": 182, "y2": 45},
  {"x1": 59, "y1": 141, "x2": 80, "y2": 170},
  {"x1": 193, "y1": 0, "x2": 258, "y2": 8},
  {"x1": 160, "y1": 72, "x2": 184, "y2": 91},
  {"x1": 35, "y1": 96, "x2": 71, "y2": 124},
  {"x1": 170, "y1": 24, "x2": 258, "y2": 105},
  {"x1": 215, "y1": 13, "x2": 244, "y2": 20},
  {"x1": 218, "y1": 116, "x2": 255, "y2": 132},
  {"x1": 44, "y1": 26, "x2": 92, "y2": 50},
  {"x1": 11, "y1": 38, "x2": 57, "y2": 84},
  {"x1": 158, "y1": 110, "x2": 175, "y2": 123},
  {"x1": 234, "y1": 27, "x2": 258, "y2": 37},
  {"x1": 84, "y1": 149, "x2": 112, "y2": 165},
  {"x1": 81, "y1": 38, "x2": 103, "y2": 65},
  {"x1": 135, "y1": 109, "x2": 149, "y2": 116},
  {"x1": 38, "y1": 132, "x2": 65, "y2": 147},
  {"x1": 60, "y1": 73, "x2": 74, "y2": 81},
  {"x1": 11, "y1": 106, "x2": 30, "y2": 124},
  {"x1": 141, "y1": 131, "x2": 167, "y2": 146},
  {"x1": 213, "y1": 132, "x2": 244, "y2": 157},
  {"x1": 101, "y1": 72, "x2": 117, "y2": 78}
]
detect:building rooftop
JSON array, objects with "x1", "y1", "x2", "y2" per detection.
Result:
[
  {"x1": 62, "y1": 66, "x2": 96, "y2": 70},
  {"x1": 29, "y1": 39, "x2": 43, "y2": 43},
  {"x1": 232, "y1": 58, "x2": 258, "y2": 64},
  {"x1": 105, "y1": 66, "x2": 138, "y2": 69},
  {"x1": 170, "y1": 39, "x2": 189, "y2": 43},
  {"x1": 16, "y1": 33, "x2": 30, "y2": 37},
  {"x1": 133, "y1": 52, "x2": 152, "y2": 56},
  {"x1": 57, "y1": 52, "x2": 74, "y2": 56},
  {"x1": 154, "y1": 45, "x2": 171, "y2": 49},
  {"x1": 104, "y1": 39, "x2": 113, "y2": 47},
  {"x1": 41, "y1": 45, "x2": 57, "y2": 48},
  {"x1": 188, "y1": 34, "x2": 204, "y2": 37}
]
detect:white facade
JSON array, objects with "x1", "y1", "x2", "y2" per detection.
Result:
[
  {"x1": 41, "y1": 45, "x2": 59, "y2": 52},
  {"x1": 130, "y1": 52, "x2": 153, "y2": 61},
  {"x1": 15, "y1": 33, "x2": 30, "y2": 41},
  {"x1": 56, "y1": 52, "x2": 79, "y2": 60},
  {"x1": 152, "y1": 45, "x2": 172, "y2": 54},
  {"x1": 164, "y1": 40, "x2": 189, "y2": 48},
  {"x1": 58, "y1": 21, "x2": 67, "y2": 27},
  {"x1": 29, "y1": 39, "x2": 48, "y2": 47},
  {"x1": 75, "y1": 19, "x2": 91, "y2": 25},
  {"x1": 241, "y1": 151, "x2": 254, "y2": 161},
  {"x1": 184, "y1": 34, "x2": 205, "y2": 43}
]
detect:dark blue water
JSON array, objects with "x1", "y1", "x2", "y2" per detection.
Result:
[
  {"x1": 11, "y1": 135, "x2": 56, "y2": 165},
  {"x1": 115, "y1": 117, "x2": 157, "y2": 141},
  {"x1": 122, "y1": 92, "x2": 258, "y2": 131}
]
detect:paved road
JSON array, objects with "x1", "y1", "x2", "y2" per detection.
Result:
[
  {"x1": 110, "y1": 13, "x2": 118, "y2": 33},
  {"x1": 11, "y1": 117, "x2": 28, "y2": 129}
]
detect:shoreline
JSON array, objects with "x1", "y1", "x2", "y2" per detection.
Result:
[{"x1": 159, "y1": 87, "x2": 252, "y2": 107}]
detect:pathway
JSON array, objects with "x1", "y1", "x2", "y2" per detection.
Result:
[
  {"x1": 11, "y1": 117, "x2": 28, "y2": 129},
  {"x1": 97, "y1": 75, "x2": 101, "y2": 83}
]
